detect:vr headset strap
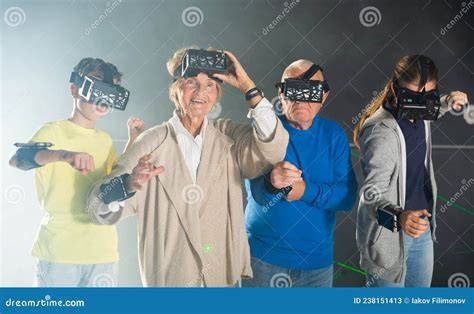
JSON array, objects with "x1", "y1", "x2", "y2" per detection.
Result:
[
  {"x1": 300, "y1": 64, "x2": 330, "y2": 92},
  {"x1": 301, "y1": 64, "x2": 322, "y2": 81},
  {"x1": 69, "y1": 72, "x2": 84, "y2": 87},
  {"x1": 418, "y1": 55, "x2": 431, "y2": 93}
]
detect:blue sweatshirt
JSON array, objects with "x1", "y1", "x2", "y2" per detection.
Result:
[{"x1": 245, "y1": 115, "x2": 358, "y2": 270}]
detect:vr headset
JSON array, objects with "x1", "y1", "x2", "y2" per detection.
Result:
[
  {"x1": 69, "y1": 62, "x2": 130, "y2": 111},
  {"x1": 275, "y1": 64, "x2": 330, "y2": 103},
  {"x1": 394, "y1": 56, "x2": 441, "y2": 120},
  {"x1": 173, "y1": 49, "x2": 228, "y2": 81}
]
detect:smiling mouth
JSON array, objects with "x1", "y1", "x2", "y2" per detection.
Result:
[{"x1": 190, "y1": 98, "x2": 206, "y2": 106}]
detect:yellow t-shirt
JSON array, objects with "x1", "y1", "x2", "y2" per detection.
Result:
[{"x1": 29, "y1": 120, "x2": 119, "y2": 264}]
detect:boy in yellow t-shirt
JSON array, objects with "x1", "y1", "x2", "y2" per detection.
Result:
[{"x1": 9, "y1": 58, "x2": 144, "y2": 287}]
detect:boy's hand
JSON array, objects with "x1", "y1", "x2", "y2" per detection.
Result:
[
  {"x1": 62, "y1": 151, "x2": 95, "y2": 176},
  {"x1": 127, "y1": 117, "x2": 145, "y2": 141},
  {"x1": 126, "y1": 154, "x2": 165, "y2": 193}
]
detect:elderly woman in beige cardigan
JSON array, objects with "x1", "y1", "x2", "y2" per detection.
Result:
[{"x1": 86, "y1": 48, "x2": 289, "y2": 287}]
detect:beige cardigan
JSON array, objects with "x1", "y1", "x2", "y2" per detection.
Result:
[{"x1": 86, "y1": 118, "x2": 288, "y2": 287}]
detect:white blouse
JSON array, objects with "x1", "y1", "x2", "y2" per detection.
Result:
[{"x1": 169, "y1": 97, "x2": 277, "y2": 183}]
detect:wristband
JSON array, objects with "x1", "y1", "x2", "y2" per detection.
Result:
[
  {"x1": 263, "y1": 172, "x2": 293, "y2": 196},
  {"x1": 14, "y1": 142, "x2": 53, "y2": 170},
  {"x1": 99, "y1": 173, "x2": 136, "y2": 204},
  {"x1": 376, "y1": 204, "x2": 403, "y2": 233},
  {"x1": 245, "y1": 87, "x2": 264, "y2": 101}
]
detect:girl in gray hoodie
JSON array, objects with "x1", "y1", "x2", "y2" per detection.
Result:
[{"x1": 353, "y1": 55, "x2": 469, "y2": 287}]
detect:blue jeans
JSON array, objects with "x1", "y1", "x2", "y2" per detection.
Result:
[
  {"x1": 35, "y1": 260, "x2": 119, "y2": 287},
  {"x1": 366, "y1": 225, "x2": 434, "y2": 287},
  {"x1": 242, "y1": 256, "x2": 333, "y2": 287}
]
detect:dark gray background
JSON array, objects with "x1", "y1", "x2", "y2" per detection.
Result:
[{"x1": 1, "y1": 0, "x2": 473, "y2": 287}]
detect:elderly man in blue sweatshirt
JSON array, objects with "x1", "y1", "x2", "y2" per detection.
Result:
[{"x1": 242, "y1": 60, "x2": 358, "y2": 288}]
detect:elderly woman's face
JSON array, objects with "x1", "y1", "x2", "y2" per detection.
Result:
[{"x1": 177, "y1": 72, "x2": 218, "y2": 118}]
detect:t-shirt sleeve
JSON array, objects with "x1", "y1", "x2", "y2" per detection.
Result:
[{"x1": 29, "y1": 123, "x2": 57, "y2": 144}]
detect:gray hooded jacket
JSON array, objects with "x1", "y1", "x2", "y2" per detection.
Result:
[{"x1": 356, "y1": 95, "x2": 450, "y2": 283}]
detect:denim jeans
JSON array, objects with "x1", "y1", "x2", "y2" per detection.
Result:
[
  {"x1": 366, "y1": 224, "x2": 434, "y2": 287},
  {"x1": 242, "y1": 256, "x2": 333, "y2": 288},
  {"x1": 35, "y1": 260, "x2": 119, "y2": 287}
]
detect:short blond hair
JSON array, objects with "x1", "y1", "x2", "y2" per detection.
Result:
[{"x1": 166, "y1": 46, "x2": 223, "y2": 107}]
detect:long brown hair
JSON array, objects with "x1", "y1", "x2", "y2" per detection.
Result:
[{"x1": 353, "y1": 55, "x2": 438, "y2": 148}]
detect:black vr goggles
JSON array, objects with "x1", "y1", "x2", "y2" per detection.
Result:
[
  {"x1": 69, "y1": 62, "x2": 130, "y2": 111},
  {"x1": 275, "y1": 64, "x2": 330, "y2": 103},
  {"x1": 173, "y1": 49, "x2": 228, "y2": 81},
  {"x1": 394, "y1": 56, "x2": 441, "y2": 121}
]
